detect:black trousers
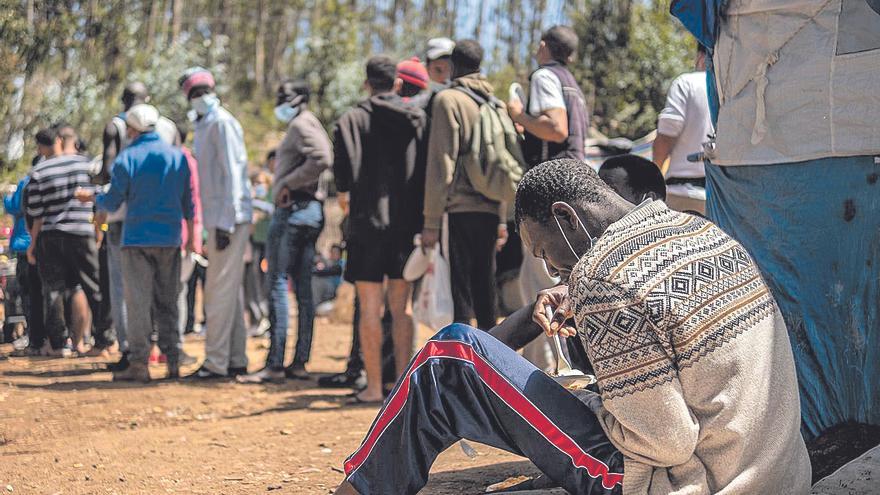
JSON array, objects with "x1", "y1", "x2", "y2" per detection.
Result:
[
  {"x1": 448, "y1": 212, "x2": 499, "y2": 330},
  {"x1": 15, "y1": 253, "x2": 44, "y2": 348},
  {"x1": 344, "y1": 324, "x2": 623, "y2": 494},
  {"x1": 37, "y1": 231, "x2": 114, "y2": 348},
  {"x1": 185, "y1": 262, "x2": 207, "y2": 333}
]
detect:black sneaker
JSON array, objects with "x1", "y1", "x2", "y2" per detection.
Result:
[
  {"x1": 227, "y1": 366, "x2": 248, "y2": 377},
  {"x1": 185, "y1": 365, "x2": 227, "y2": 380},
  {"x1": 107, "y1": 352, "x2": 130, "y2": 372},
  {"x1": 317, "y1": 370, "x2": 365, "y2": 389}
]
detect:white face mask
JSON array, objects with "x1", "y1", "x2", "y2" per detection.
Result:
[
  {"x1": 191, "y1": 93, "x2": 219, "y2": 116},
  {"x1": 552, "y1": 203, "x2": 596, "y2": 260},
  {"x1": 274, "y1": 95, "x2": 305, "y2": 124}
]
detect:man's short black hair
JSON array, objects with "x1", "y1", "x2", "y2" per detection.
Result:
[
  {"x1": 266, "y1": 149, "x2": 276, "y2": 161},
  {"x1": 451, "y1": 39, "x2": 483, "y2": 75},
  {"x1": 35, "y1": 127, "x2": 58, "y2": 147},
  {"x1": 599, "y1": 154, "x2": 667, "y2": 202},
  {"x1": 366, "y1": 55, "x2": 397, "y2": 92},
  {"x1": 697, "y1": 43, "x2": 708, "y2": 56},
  {"x1": 541, "y1": 25, "x2": 578, "y2": 64},
  {"x1": 278, "y1": 79, "x2": 311, "y2": 104},
  {"x1": 515, "y1": 158, "x2": 614, "y2": 226}
]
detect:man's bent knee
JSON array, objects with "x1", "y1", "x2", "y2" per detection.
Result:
[{"x1": 431, "y1": 323, "x2": 482, "y2": 344}]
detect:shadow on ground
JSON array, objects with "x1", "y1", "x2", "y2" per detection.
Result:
[{"x1": 422, "y1": 460, "x2": 551, "y2": 494}]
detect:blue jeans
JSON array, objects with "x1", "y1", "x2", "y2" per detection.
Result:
[{"x1": 265, "y1": 201, "x2": 323, "y2": 370}]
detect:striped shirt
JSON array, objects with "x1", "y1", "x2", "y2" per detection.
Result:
[{"x1": 26, "y1": 154, "x2": 96, "y2": 237}]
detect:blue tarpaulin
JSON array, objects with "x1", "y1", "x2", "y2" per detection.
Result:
[
  {"x1": 672, "y1": 0, "x2": 880, "y2": 438},
  {"x1": 705, "y1": 158, "x2": 880, "y2": 438}
]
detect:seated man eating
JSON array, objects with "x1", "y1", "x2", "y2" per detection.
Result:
[{"x1": 337, "y1": 159, "x2": 811, "y2": 494}]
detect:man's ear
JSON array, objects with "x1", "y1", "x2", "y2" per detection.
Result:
[
  {"x1": 393, "y1": 78, "x2": 403, "y2": 94},
  {"x1": 645, "y1": 191, "x2": 661, "y2": 201},
  {"x1": 551, "y1": 201, "x2": 579, "y2": 231}
]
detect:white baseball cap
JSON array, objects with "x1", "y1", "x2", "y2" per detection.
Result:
[
  {"x1": 126, "y1": 104, "x2": 160, "y2": 132},
  {"x1": 425, "y1": 37, "x2": 455, "y2": 62}
]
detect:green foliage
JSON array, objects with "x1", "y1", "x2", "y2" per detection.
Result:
[
  {"x1": 569, "y1": 0, "x2": 693, "y2": 139},
  {"x1": 0, "y1": 0, "x2": 693, "y2": 178}
]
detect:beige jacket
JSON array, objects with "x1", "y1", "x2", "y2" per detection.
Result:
[{"x1": 423, "y1": 73, "x2": 503, "y2": 229}]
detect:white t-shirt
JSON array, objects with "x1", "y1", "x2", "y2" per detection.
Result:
[
  {"x1": 657, "y1": 71, "x2": 713, "y2": 179},
  {"x1": 528, "y1": 68, "x2": 565, "y2": 116}
]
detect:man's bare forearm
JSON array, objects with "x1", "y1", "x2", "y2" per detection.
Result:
[{"x1": 489, "y1": 304, "x2": 544, "y2": 350}]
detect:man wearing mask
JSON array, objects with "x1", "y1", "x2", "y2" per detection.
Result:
[
  {"x1": 337, "y1": 159, "x2": 810, "y2": 495},
  {"x1": 179, "y1": 67, "x2": 253, "y2": 379},
  {"x1": 238, "y1": 80, "x2": 332, "y2": 384}
]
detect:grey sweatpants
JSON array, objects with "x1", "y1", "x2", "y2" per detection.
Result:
[
  {"x1": 121, "y1": 246, "x2": 181, "y2": 364},
  {"x1": 202, "y1": 226, "x2": 250, "y2": 375}
]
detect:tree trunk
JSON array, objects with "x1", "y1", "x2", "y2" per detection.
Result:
[
  {"x1": 169, "y1": 0, "x2": 183, "y2": 45},
  {"x1": 255, "y1": 0, "x2": 267, "y2": 95},
  {"x1": 144, "y1": 0, "x2": 161, "y2": 54}
]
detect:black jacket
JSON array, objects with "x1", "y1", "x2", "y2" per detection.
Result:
[{"x1": 333, "y1": 93, "x2": 427, "y2": 240}]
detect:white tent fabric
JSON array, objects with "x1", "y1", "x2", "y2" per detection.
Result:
[{"x1": 709, "y1": 0, "x2": 880, "y2": 166}]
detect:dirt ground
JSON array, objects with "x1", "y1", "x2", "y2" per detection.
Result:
[{"x1": 0, "y1": 315, "x2": 538, "y2": 495}]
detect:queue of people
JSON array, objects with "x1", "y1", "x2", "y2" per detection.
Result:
[
  {"x1": 2, "y1": 26, "x2": 714, "y2": 388},
  {"x1": 0, "y1": 19, "x2": 826, "y2": 495}
]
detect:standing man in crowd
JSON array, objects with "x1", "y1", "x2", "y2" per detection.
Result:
[
  {"x1": 4, "y1": 159, "x2": 43, "y2": 356},
  {"x1": 333, "y1": 56, "x2": 426, "y2": 403},
  {"x1": 56, "y1": 124, "x2": 97, "y2": 356},
  {"x1": 507, "y1": 25, "x2": 590, "y2": 369},
  {"x1": 238, "y1": 80, "x2": 332, "y2": 384},
  {"x1": 422, "y1": 40, "x2": 503, "y2": 330},
  {"x1": 26, "y1": 127, "x2": 113, "y2": 357},
  {"x1": 651, "y1": 45, "x2": 712, "y2": 215},
  {"x1": 77, "y1": 104, "x2": 194, "y2": 382},
  {"x1": 99, "y1": 82, "x2": 150, "y2": 369},
  {"x1": 180, "y1": 67, "x2": 253, "y2": 379}
]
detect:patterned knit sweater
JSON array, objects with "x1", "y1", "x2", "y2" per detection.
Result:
[{"x1": 568, "y1": 201, "x2": 811, "y2": 494}]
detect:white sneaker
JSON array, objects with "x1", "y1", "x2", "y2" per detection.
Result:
[
  {"x1": 12, "y1": 335, "x2": 29, "y2": 351},
  {"x1": 248, "y1": 318, "x2": 271, "y2": 337},
  {"x1": 236, "y1": 367, "x2": 285, "y2": 384}
]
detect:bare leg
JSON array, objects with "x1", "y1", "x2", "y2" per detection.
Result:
[
  {"x1": 385, "y1": 279, "x2": 413, "y2": 379},
  {"x1": 69, "y1": 289, "x2": 90, "y2": 354},
  {"x1": 355, "y1": 281, "x2": 384, "y2": 402}
]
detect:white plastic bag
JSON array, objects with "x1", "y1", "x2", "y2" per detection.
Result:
[{"x1": 413, "y1": 248, "x2": 454, "y2": 331}]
